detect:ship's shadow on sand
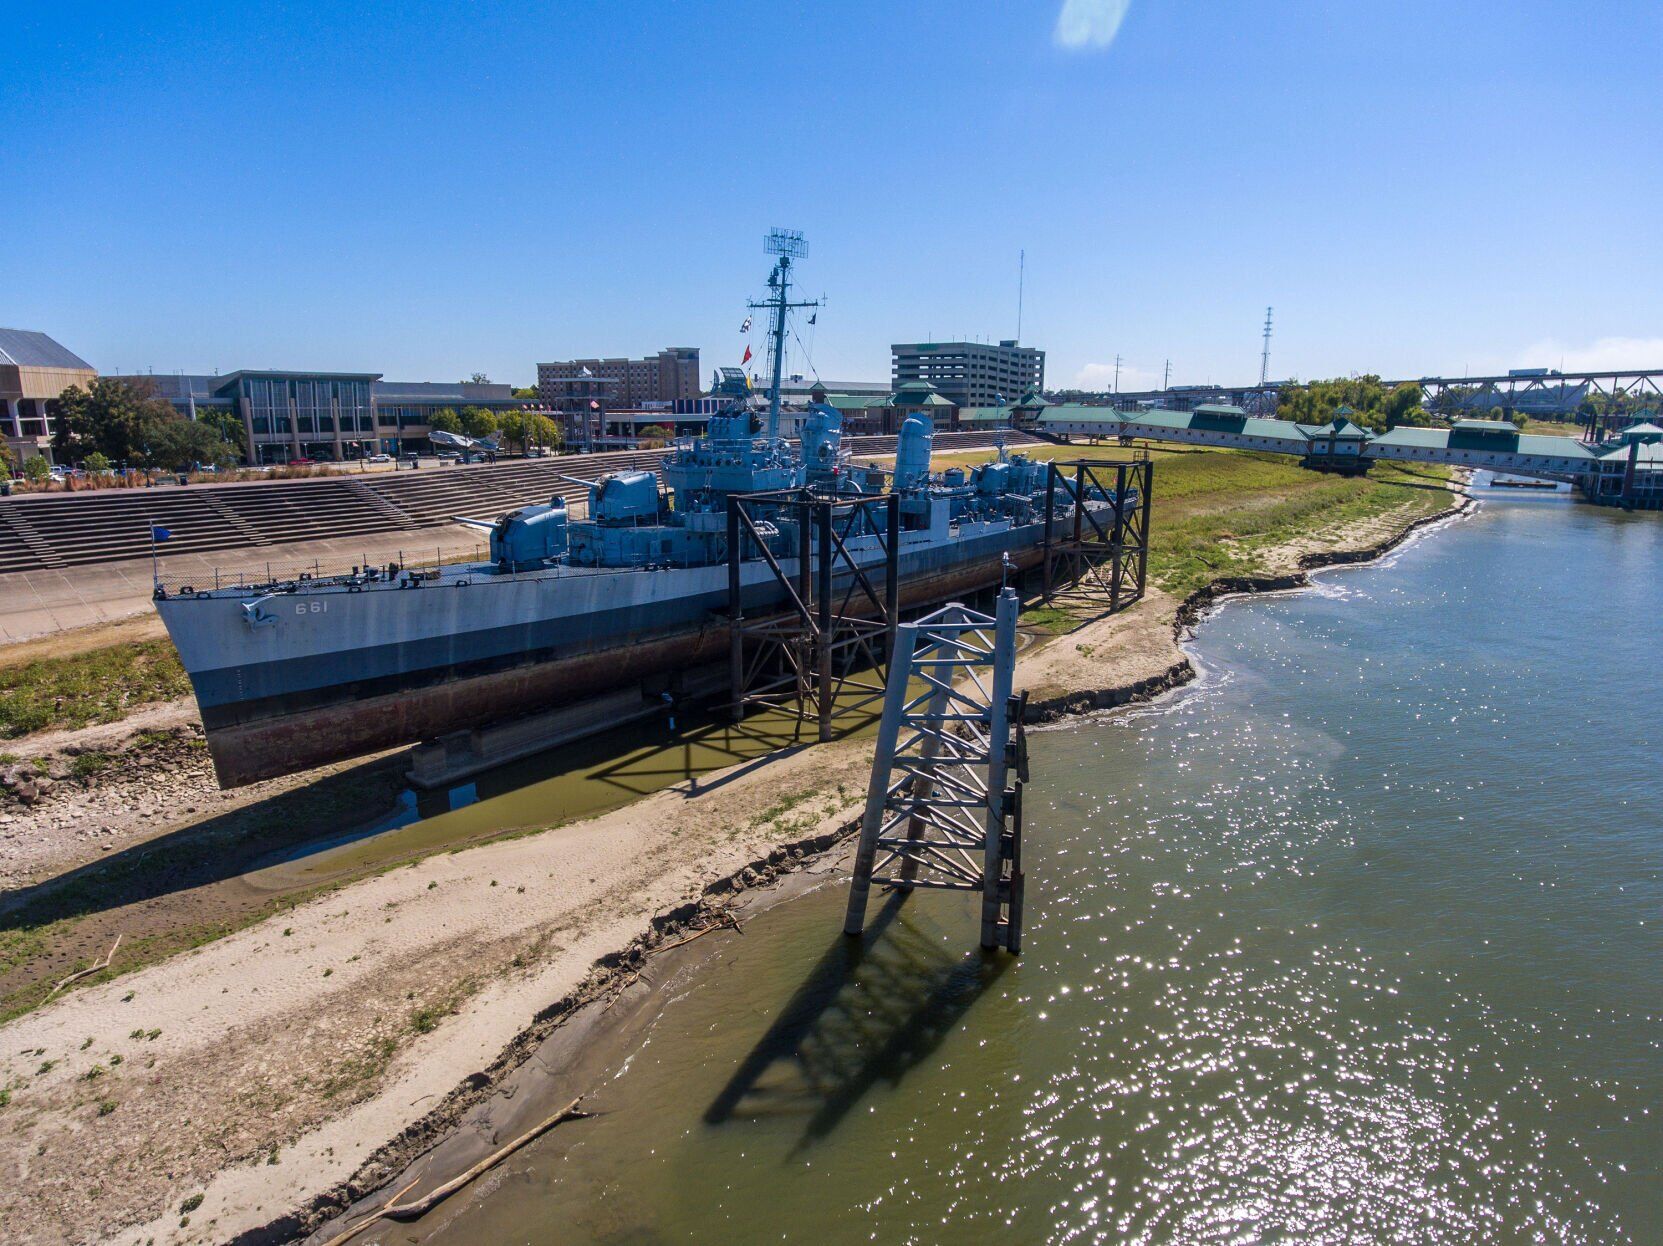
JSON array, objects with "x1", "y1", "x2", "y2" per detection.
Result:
[{"x1": 703, "y1": 890, "x2": 1009, "y2": 1150}]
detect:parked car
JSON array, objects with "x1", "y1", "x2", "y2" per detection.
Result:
[
  {"x1": 367, "y1": 452, "x2": 393, "y2": 463},
  {"x1": 289, "y1": 457, "x2": 316, "y2": 465}
]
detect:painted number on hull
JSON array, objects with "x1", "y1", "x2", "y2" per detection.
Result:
[{"x1": 295, "y1": 601, "x2": 328, "y2": 615}]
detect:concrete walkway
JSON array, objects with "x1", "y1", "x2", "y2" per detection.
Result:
[{"x1": 0, "y1": 524, "x2": 487, "y2": 645}]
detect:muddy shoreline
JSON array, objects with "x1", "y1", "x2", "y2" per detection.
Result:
[
  {"x1": 280, "y1": 487, "x2": 1476, "y2": 1246},
  {"x1": 258, "y1": 833, "x2": 862, "y2": 1246}
]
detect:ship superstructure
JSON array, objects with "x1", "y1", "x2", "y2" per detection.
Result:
[{"x1": 154, "y1": 233, "x2": 1124, "y2": 787}]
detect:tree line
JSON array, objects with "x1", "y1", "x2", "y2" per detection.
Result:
[
  {"x1": 1275, "y1": 376, "x2": 1433, "y2": 432},
  {"x1": 426, "y1": 406, "x2": 562, "y2": 454}
]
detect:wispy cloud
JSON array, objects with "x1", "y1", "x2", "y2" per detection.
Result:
[
  {"x1": 1073, "y1": 361, "x2": 1159, "y2": 392},
  {"x1": 1054, "y1": 0, "x2": 1132, "y2": 50}
]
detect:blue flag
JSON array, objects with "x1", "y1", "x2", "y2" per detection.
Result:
[{"x1": 151, "y1": 526, "x2": 171, "y2": 542}]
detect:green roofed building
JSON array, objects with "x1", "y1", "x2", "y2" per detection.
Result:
[
  {"x1": 817, "y1": 391, "x2": 892, "y2": 435},
  {"x1": 1301, "y1": 410, "x2": 1372, "y2": 473},
  {"x1": 888, "y1": 381, "x2": 958, "y2": 433}
]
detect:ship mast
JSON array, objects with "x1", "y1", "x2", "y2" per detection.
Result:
[{"x1": 750, "y1": 228, "x2": 819, "y2": 441}]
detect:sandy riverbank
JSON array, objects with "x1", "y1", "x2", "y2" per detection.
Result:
[{"x1": 0, "y1": 480, "x2": 1469, "y2": 1246}]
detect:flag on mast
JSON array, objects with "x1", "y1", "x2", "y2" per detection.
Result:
[
  {"x1": 807, "y1": 313, "x2": 816, "y2": 325},
  {"x1": 740, "y1": 315, "x2": 752, "y2": 333},
  {"x1": 741, "y1": 344, "x2": 753, "y2": 365}
]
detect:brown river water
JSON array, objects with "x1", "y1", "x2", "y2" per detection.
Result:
[{"x1": 382, "y1": 489, "x2": 1660, "y2": 1245}]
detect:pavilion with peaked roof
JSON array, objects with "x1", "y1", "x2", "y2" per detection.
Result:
[
  {"x1": 887, "y1": 381, "x2": 957, "y2": 433},
  {"x1": 1297, "y1": 406, "x2": 1372, "y2": 473}
]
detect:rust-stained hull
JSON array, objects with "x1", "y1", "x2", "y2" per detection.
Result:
[{"x1": 203, "y1": 550, "x2": 1042, "y2": 788}]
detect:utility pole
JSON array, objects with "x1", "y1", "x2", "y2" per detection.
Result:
[
  {"x1": 1113, "y1": 355, "x2": 1122, "y2": 395},
  {"x1": 1163, "y1": 359, "x2": 1171, "y2": 392},
  {"x1": 1259, "y1": 306, "x2": 1274, "y2": 386}
]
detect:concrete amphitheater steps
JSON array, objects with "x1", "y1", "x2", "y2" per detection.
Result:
[{"x1": 0, "y1": 431, "x2": 1032, "y2": 574}]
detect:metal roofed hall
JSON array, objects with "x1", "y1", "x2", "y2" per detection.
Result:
[
  {"x1": 217, "y1": 368, "x2": 382, "y2": 383},
  {"x1": 0, "y1": 328, "x2": 94, "y2": 371}
]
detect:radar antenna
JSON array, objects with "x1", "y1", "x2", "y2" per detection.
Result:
[{"x1": 750, "y1": 228, "x2": 820, "y2": 441}]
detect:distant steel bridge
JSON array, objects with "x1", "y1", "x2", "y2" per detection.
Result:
[{"x1": 1090, "y1": 367, "x2": 1663, "y2": 428}]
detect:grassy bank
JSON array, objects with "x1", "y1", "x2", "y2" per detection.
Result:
[
  {"x1": 0, "y1": 639, "x2": 190, "y2": 740},
  {"x1": 928, "y1": 442, "x2": 1455, "y2": 598}
]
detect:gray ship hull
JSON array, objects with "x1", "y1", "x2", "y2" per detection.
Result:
[{"x1": 157, "y1": 518, "x2": 1060, "y2": 787}]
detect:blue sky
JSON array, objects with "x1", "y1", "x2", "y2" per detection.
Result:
[{"x1": 6, "y1": 1, "x2": 1661, "y2": 391}]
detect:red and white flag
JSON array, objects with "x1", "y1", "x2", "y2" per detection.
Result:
[
  {"x1": 741, "y1": 345, "x2": 753, "y2": 365},
  {"x1": 589, "y1": 399, "x2": 600, "y2": 410}
]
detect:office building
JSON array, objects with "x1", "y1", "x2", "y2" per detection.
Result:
[
  {"x1": 1, "y1": 328, "x2": 97, "y2": 465},
  {"x1": 891, "y1": 340, "x2": 1044, "y2": 409},
  {"x1": 111, "y1": 372, "x2": 533, "y2": 462},
  {"x1": 537, "y1": 347, "x2": 700, "y2": 410}
]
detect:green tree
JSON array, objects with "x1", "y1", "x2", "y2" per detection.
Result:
[
  {"x1": 83, "y1": 451, "x2": 112, "y2": 473},
  {"x1": 428, "y1": 408, "x2": 462, "y2": 434},
  {"x1": 511, "y1": 386, "x2": 539, "y2": 400},
  {"x1": 146, "y1": 416, "x2": 237, "y2": 470},
  {"x1": 23, "y1": 456, "x2": 51, "y2": 483},
  {"x1": 530, "y1": 413, "x2": 561, "y2": 452},
  {"x1": 637, "y1": 424, "x2": 674, "y2": 448},
  {"x1": 1381, "y1": 382, "x2": 1428, "y2": 429},
  {"x1": 54, "y1": 377, "x2": 237, "y2": 469},
  {"x1": 196, "y1": 406, "x2": 245, "y2": 452},
  {"x1": 55, "y1": 377, "x2": 177, "y2": 463},
  {"x1": 459, "y1": 406, "x2": 499, "y2": 439},
  {"x1": 494, "y1": 409, "x2": 529, "y2": 453},
  {"x1": 466, "y1": 372, "x2": 491, "y2": 385}
]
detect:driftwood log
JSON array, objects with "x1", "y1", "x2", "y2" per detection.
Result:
[{"x1": 318, "y1": 1096, "x2": 590, "y2": 1245}]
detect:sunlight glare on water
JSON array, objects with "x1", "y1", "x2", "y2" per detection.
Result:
[{"x1": 421, "y1": 495, "x2": 1661, "y2": 1245}]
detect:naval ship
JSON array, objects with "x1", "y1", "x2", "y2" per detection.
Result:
[{"x1": 154, "y1": 233, "x2": 1124, "y2": 787}]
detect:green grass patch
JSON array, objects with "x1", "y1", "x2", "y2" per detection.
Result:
[
  {"x1": 69, "y1": 751, "x2": 113, "y2": 780},
  {"x1": 0, "y1": 639, "x2": 190, "y2": 738},
  {"x1": 1019, "y1": 604, "x2": 1087, "y2": 635},
  {"x1": 1146, "y1": 458, "x2": 1453, "y2": 598},
  {"x1": 918, "y1": 442, "x2": 1454, "y2": 602}
]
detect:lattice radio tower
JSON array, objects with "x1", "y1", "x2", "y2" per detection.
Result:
[{"x1": 1259, "y1": 306, "x2": 1274, "y2": 386}]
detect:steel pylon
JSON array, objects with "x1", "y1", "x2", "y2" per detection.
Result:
[{"x1": 843, "y1": 588, "x2": 1028, "y2": 952}]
